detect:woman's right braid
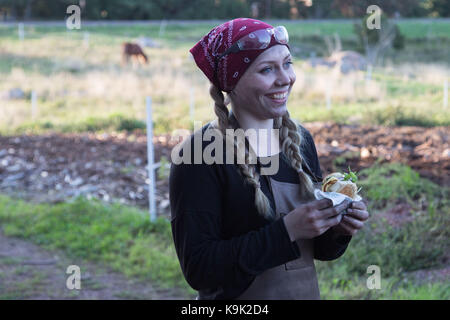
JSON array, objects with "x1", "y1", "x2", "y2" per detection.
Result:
[
  {"x1": 210, "y1": 85, "x2": 229, "y2": 135},
  {"x1": 209, "y1": 84, "x2": 273, "y2": 219}
]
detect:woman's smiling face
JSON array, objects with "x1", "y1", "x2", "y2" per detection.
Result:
[{"x1": 230, "y1": 45, "x2": 296, "y2": 121}]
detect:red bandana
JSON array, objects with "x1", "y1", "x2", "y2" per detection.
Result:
[{"x1": 190, "y1": 18, "x2": 287, "y2": 93}]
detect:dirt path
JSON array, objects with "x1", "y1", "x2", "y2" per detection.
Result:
[{"x1": 0, "y1": 229, "x2": 192, "y2": 300}]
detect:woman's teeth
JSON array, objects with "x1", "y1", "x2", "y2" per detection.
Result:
[{"x1": 268, "y1": 92, "x2": 287, "y2": 99}]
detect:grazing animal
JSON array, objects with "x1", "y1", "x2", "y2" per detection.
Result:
[
  {"x1": 311, "y1": 50, "x2": 367, "y2": 74},
  {"x1": 122, "y1": 42, "x2": 148, "y2": 66},
  {"x1": 309, "y1": 34, "x2": 367, "y2": 74}
]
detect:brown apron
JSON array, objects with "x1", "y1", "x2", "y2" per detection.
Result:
[{"x1": 236, "y1": 179, "x2": 321, "y2": 300}]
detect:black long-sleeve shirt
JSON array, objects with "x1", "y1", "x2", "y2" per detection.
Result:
[{"x1": 169, "y1": 123, "x2": 351, "y2": 299}]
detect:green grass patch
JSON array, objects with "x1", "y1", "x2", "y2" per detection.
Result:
[
  {"x1": 11, "y1": 114, "x2": 147, "y2": 135},
  {"x1": 0, "y1": 269, "x2": 48, "y2": 300},
  {"x1": 357, "y1": 162, "x2": 446, "y2": 208},
  {"x1": 319, "y1": 274, "x2": 450, "y2": 300},
  {"x1": 390, "y1": 281, "x2": 450, "y2": 299},
  {"x1": 0, "y1": 162, "x2": 448, "y2": 299},
  {"x1": 317, "y1": 203, "x2": 449, "y2": 299},
  {"x1": 316, "y1": 162, "x2": 449, "y2": 299},
  {"x1": 362, "y1": 105, "x2": 449, "y2": 127},
  {"x1": 0, "y1": 195, "x2": 194, "y2": 296}
]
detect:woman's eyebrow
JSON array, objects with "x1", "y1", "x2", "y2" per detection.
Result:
[{"x1": 257, "y1": 54, "x2": 291, "y2": 65}]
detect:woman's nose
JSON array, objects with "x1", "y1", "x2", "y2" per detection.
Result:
[{"x1": 275, "y1": 68, "x2": 293, "y2": 86}]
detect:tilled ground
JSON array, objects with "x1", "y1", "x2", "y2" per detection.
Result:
[
  {"x1": 0, "y1": 123, "x2": 448, "y2": 219},
  {"x1": 0, "y1": 131, "x2": 176, "y2": 216},
  {"x1": 307, "y1": 122, "x2": 449, "y2": 187}
]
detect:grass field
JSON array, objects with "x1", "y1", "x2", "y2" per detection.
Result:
[
  {"x1": 0, "y1": 162, "x2": 448, "y2": 299},
  {"x1": 0, "y1": 19, "x2": 449, "y2": 135}
]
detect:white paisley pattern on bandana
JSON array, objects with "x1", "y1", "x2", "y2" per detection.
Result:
[
  {"x1": 222, "y1": 20, "x2": 234, "y2": 91},
  {"x1": 202, "y1": 24, "x2": 227, "y2": 74},
  {"x1": 211, "y1": 32, "x2": 223, "y2": 58},
  {"x1": 201, "y1": 40, "x2": 214, "y2": 70},
  {"x1": 208, "y1": 26, "x2": 219, "y2": 47}
]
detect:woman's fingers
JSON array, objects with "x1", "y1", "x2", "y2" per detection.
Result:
[
  {"x1": 350, "y1": 200, "x2": 367, "y2": 211},
  {"x1": 334, "y1": 219, "x2": 355, "y2": 235},
  {"x1": 346, "y1": 208, "x2": 369, "y2": 221},
  {"x1": 318, "y1": 200, "x2": 350, "y2": 219},
  {"x1": 341, "y1": 215, "x2": 364, "y2": 230},
  {"x1": 313, "y1": 198, "x2": 334, "y2": 210},
  {"x1": 321, "y1": 212, "x2": 343, "y2": 229}
]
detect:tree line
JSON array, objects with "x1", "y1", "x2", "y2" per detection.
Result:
[{"x1": 0, "y1": 0, "x2": 449, "y2": 21}]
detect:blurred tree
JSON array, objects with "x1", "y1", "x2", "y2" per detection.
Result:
[
  {"x1": 421, "y1": 0, "x2": 450, "y2": 17},
  {"x1": 310, "y1": 0, "x2": 334, "y2": 18},
  {"x1": 0, "y1": 0, "x2": 35, "y2": 20},
  {"x1": 354, "y1": 11, "x2": 405, "y2": 78},
  {"x1": 332, "y1": 0, "x2": 426, "y2": 18},
  {"x1": 271, "y1": 0, "x2": 291, "y2": 19},
  {"x1": 0, "y1": 0, "x2": 447, "y2": 19},
  {"x1": 265, "y1": 0, "x2": 272, "y2": 18}
]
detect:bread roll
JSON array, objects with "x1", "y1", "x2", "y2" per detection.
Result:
[{"x1": 322, "y1": 172, "x2": 358, "y2": 199}]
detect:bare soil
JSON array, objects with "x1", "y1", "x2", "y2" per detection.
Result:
[
  {"x1": 304, "y1": 122, "x2": 449, "y2": 187},
  {"x1": 0, "y1": 123, "x2": 447, "y2": 218}
]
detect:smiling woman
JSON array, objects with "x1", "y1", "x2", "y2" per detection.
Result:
[
  {"x1": 230, "y1": 45, "x2": 295, "y2": 122},
  {"x1": 169, "y1": 18, "x2": 368, "y2": 300}
]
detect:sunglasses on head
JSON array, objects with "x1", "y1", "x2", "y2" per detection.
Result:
[{"x1": 214, "y1": 26, "x2": 289, "y2": 91}]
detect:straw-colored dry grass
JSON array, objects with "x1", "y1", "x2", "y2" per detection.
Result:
[{"x1": 0, "y1": 22, "x2": 449, "y2": 135}]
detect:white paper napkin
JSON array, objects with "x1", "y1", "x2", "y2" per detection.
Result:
[{"x1": 314, "y1": 189, "x2": 362, "y2": 208}]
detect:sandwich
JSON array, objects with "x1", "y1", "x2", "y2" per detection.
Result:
[{"x1": 322, "y1": 169, "x2": 361, "y2": 200}]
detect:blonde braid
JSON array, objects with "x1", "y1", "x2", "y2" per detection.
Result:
[
  {"x1": 209, "y1": 85, "x2": 229, "y2": 135},
  {"x1": 209, "y1": 84, "x2": 273, "y2": 219},
  {"x1": 279, "y1": 112, "x2": 316, "y2": 201}
]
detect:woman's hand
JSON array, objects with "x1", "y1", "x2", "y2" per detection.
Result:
[
  {"x1": 332, "y1": 200, "x2": 370, "y2": 236},
  {"x1": 283, "y1": 198, "x2": 349, "y2": 241}
]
